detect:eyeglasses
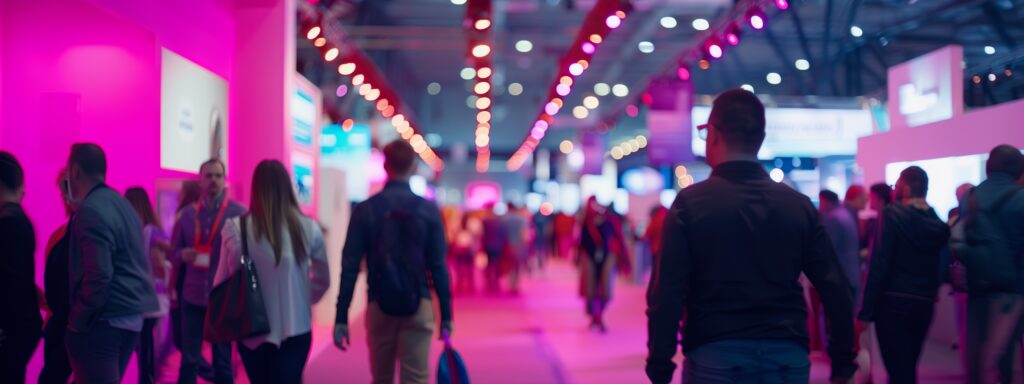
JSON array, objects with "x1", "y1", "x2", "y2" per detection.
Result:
[{"x1": 697, "y1": 123, "x2": 710, "y2": 140}]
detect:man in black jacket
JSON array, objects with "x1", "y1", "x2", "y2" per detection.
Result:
[
  {"x1": 646, "y1": 89, "x2": 856, "y2": 384},
  {"x1": 65, "y1": 143, "x2": 159, "y2": 383},
  {"x1": 859, "y1": 166, "x2": 949, "y2": 383}
]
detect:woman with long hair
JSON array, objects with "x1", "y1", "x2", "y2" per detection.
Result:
[
  {"x1": 215, "y1": 160, "x2": 329, "y2": 383},
  {"x1": 577, "y1": 196, "x2": 627, "y2": 332},
  {"x1": 39, "y1": 168, "x2": 74, "y2": 384},
  {"x1": 124, "y1": 187, "x2": 172, "y2": 384}
]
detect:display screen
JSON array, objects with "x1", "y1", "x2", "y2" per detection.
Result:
[
  {"x1": 291, "y1": 152, "x2": 315, "y2": 207},
  {"x1": 691, "y1": 106, "x2": 873, "y2": 159},
  {"x1": 887, "y1": 45, "x2": 963, "y2": 129},
  {"x1": 885, "y1": 153, "x2": 985, "y2": 222},
  {"x1": 322, "y1": 123, "x2": 372, "y2": 201},
  {"x1": 292, "y1": 89, "x2": 316, "y2": 147},
  {"x1": 160, "y1": 49, "x2": 229, "y2": 174}
]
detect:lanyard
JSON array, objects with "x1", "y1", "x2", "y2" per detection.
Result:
[{"x1": 193, "y1": 196, "x2": 230, "y2": 249}]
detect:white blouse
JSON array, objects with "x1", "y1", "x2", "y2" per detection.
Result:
[{"x1": 215, "y1": 214, "x2": 330, "y2": 349}]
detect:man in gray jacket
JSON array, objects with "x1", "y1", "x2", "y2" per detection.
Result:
[{"x1": 65, "y1": 143, "x2": 158, "y2": 383}]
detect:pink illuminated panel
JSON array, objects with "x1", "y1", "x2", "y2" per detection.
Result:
[
  {"x1": 887, "y1": 45, "x2": 964, "y2": 129},
  {"x1": 465, "y1": 181, "x2": 501, "y2": 210}
]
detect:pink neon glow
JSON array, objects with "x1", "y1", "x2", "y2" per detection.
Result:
[
  {"x1": 466, "y1": 182, "x2": 501, "y2": 210},
  {"x1": 776, "y1": 0, "x2": 790, "y2": 10},
  {"x1": 534, "y1": 120, "x2": 549, "y2": 130},
  {"x1": 726, "y1": 33, "x2": 740, "y2": 46},
  {"x1": 545, "y1": 102, "x2": 559, "y2": 115},
  {"x1": 606, "y1": 15, "x2": 621, "y2": 29},
  {"x1": 531, "y1": 126, "x2": 545, "y2": 138},
  {"x1": 556, "y1": 83, "x2": 571, "y2": 96},
  {"x1": 336, "y1": 84, "x2": 348, "y2": 97},
  {"x1": 678, "y1": 67, "x2": 691, "y2": 81},
  {"x1": 568, "y1": 63, "x2": 584, "y2": 76},
  {"x1": 582, "y1": 42, "x2": 596, "y2": 55},
  {"x1": 626, "y1": 104, "x2": 640, "y2": 117}
]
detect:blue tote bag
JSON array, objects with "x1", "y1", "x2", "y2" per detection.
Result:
[{"x1": 437, "y1": 331, "x2": 470, "y2": 384}]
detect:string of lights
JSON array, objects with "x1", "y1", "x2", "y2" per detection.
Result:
[
  {"x1": 299, "y1": 5, "x2": 444, "y2": 171},
  {"x1": 506, "y1": 0, "x2": 632, "y2": 172},
  {"x1": 466, "y1": 0, "x2": 494, "y2": 172}
]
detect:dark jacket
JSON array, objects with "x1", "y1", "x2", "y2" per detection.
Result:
[
  {"x1": 0, "y1": 203, "x2": 42, "y2": 330},
  {"x1": 822, "y1": 206, "x2": 862, "y2": 298},
  {"x1": 646, "y1": 161, "x2": 856, "y2": 384},
  {"x1": 336, "y1": 181, "x2": 452, "y2": 324},
  {"x1": 67, "y1": 184, "x2": 159, "y2": 333},
  {"x1": 951, "y1": 173, "x2": 1024, "y2": 295},
  {"x1": 859, "y1": 203, "x2": 950, "y2": 321}
]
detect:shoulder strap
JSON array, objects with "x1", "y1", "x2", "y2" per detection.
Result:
[{"x1": 240, "y1": 214, "x2": 250, "y2": 258}]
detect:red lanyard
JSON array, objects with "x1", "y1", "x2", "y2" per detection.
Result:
[{"x1": 194, "y1": 197, "x2": 229, "y2": 249}]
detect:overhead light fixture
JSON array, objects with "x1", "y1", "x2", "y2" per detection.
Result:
[
  {"x1": 795, "y1": 59, "x2": 810, "y2": 71},
  {"x1": 559, "y1": 140, "x2": 574, "y2": 154},
  {"x1": 740, "y1": 84, "x2": 754, "y2": 92},
  {"x1": 572, "y1": 106, "x2": 589, "y2": 119},
  {"x1": 569, "y1": 63, "x2": 584, "y2": 76},
  {"x1": 594, "y1": 83, "x2": 610, "y2": 96},
  {"x1": 451, "y1": 0, "x2": 466, "y2": 4},
  {"x1": 775, "y1": 0, "x2": 789, "y2": 10},
  {"x1": 850, "y1": 26, "x2": 863, "y2": 37},
  {"x1": 677, "y1": 65, "x2": 691, "y2": 81},
  {"x1": 515, "y1": 40, "x2": 533, "y2": 53},
  {"x1": 474, "y1": 19, "x2": 491, "y2": 30},
  {"x1": 746, "y1": 6, "x2": 766, "y2": 30},
  {"x1": 692, "y1": 18, "x2": 710, "y2": 31},
  {"x1": 460, "y1": 67, "x2": 475, "y2": 80},
  {"x1": 606, "y1": 15, "x2": 622, "y2": 29},
  {"x1": 338, "y1": 62, "x2": 357, "y2": 75},
  {"x1": 324, "y1": 48, "x2": 339, "y2": 61},
  {"x1": 660, "y1": 16, "x2": 678, "y2": 29},
  {"x1": 583, "y1": 96, "x2": 600, "y2": 109},
  {"x1": 471, "y1": 44, "x2": 491, "y2": 58},
  {"x1": 724, "y1": 23, "x2": 743, "y2": 46},
  {"x1": 767, "y1": 72, "x2": 782, "y2": 85},
  {"x1": 612, "y1": 84, "x2": 629, "y2": 97},
  {"x1": 306, "y1": 26, "x2": 321, "y2": 40},
  {"x1": 705, "y1": 36, "x2": 724, "y2": 59},
  {"x1": 427, "y1": 82, "x2": 442, "y2": 95},
  {"x1": 984, "y1": 45, "x2": 996, "y2": 55},
  {"x1": 989, "y1": 73, "x2": 997, "y2": 82},
  {"x1": 638, "y1": 41, "x2": 655, "y2": 54},
  {"x1": 508, "y1": 82, "x2": 523, "y2": 95}
]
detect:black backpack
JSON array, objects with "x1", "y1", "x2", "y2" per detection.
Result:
[
  {"x1": 959, "y1": 187, "x2": 1023, "y2": 292},
  {"x1": 370, "y1": 198, "x2": 425, "y2": 317}
]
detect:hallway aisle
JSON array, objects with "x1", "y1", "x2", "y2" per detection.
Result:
[{"x1": 304, "y1": 259, "x2": 963, "y2": 383}]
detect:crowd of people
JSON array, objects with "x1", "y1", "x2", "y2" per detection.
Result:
[{"x1": 1, "y1": 89, "x2": 1022, "y2": 384}]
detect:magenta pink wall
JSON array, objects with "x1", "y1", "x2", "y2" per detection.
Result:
[
  {"x1": 858, "y1": 98, "x2": 1024, "y2": 184},
  {"x1": 0, "y1": 0, "x2": 296, "y2": 286}
]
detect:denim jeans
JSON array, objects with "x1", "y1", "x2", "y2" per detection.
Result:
[
  {"x1": 683, "y1": 339, "x2": 810, "y2": 384},
  {"x1": 179, "y1": 302, "x2": 233, "y2": 384},
  {"x1": 966, "y1": 293, "x2": 1024, "y2": 384},
  {"x1": 65, "y1": 321, "x2": 139, "y2": 384}
]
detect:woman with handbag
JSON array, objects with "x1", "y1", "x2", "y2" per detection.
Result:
[{"x1": 213, "y1": 160, "x2": 330, "y2": 383}]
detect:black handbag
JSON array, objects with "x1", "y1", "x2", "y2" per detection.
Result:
[{"x1": 204, "y1": 215, "x2": 270, "y2": 343}]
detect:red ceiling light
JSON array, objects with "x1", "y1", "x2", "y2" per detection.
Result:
[
  {"x1": 677, "y1": 65, "x2": 691, "y2": 81},
  {"x1": 704, "y1": 36, "x2": 724, "y2": 60},
  {"x1": 471, "y1": 44, "x2": 491, "y2": 58},
  {"x1": 641, "y1": 92, "x2": 653, "y2": 105},
  {"x1": 724, "y1": 23, "x2": 743, "y2": 46},
  {"x1": 474, "y1": 19, "x2": 491, "y2": 30},
  {"x1": 698, "y1": 59, "x2": 711, "y2": 70}
]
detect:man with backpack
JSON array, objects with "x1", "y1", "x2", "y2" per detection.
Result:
[
  {"x1": 334, "y1": 140, "x2": 453, "y2": 384},
  {"x1": 952, "y1": 144, "x2": 1024, "y2": 383}
]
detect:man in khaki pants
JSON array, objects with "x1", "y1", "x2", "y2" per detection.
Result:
[{"x1": 334, "y1": 140, "x2": 454, "y2": 383}]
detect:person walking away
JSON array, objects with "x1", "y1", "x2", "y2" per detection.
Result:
[
  {"x1": 859, "y1": 166, "x2": 950, "y2": 383},
  {"x1": 170, "y1": 159, "x2": 245, "y2": 384},
  {"x1": 334, "y1": 140, "x2": 454, "y2": 384},
  {"x1": 502, "y1": 204, "x2": 530, "y2": 294},
  {"x1": 820, "y1": 190, "x2": 862, "y2": 303},
  {"x1": 169, "y1": 180, "x2": 201, "y2": 353},
  {"x1": 64, "y1": 143, "x2": 160, "y2": 383},
  {"x1": 642, "y1": 206, "x2": 668, "y2": 283},
  {"x1": 554, "y1": 211, "x2": 576, "y2": 260},
  {"x1": 481, "y1": 204, "x2": 509, "y2": 293},
  {"x1": 646, "y1": 89, "x2": 857, "y2": 384},
  {"x1": 854, "y1": 182, "x2": 893, "y2": 382},
  {"x1": 578, "y1": 197, "x2": 621, "y2": 333},
  {"x1": 215, "y1": 160, "x2": 329, "y2": 383},
  {"x1": 39, "y1": 168, "x2": 76, "y2": 384},
  {"x1": 0, "y1": 151, "x2": 43, "y2": 383},
  {"x1": 125, "y1": 187, "x2": 173, "y2": 384},
  {"x1": 951, "y1": 144, "x2": 1024, "y2": 383},
  {"x1": 450, "y1": 215, "x2": 479, "y2": 294}
]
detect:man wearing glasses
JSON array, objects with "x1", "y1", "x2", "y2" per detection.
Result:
[{"x1": 646, "y1": 89, "x2": 857, "y2": 384}]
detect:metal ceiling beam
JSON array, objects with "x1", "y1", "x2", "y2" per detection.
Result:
[
  {"x1": 819, "y1": 0, "x2": 834, "y2": 87},
  {"x1": 787, "y1": 3, "x2": 815, "y2": 64},
  {"x1": 982, "y1": 2, "x2": 1018, "y2": 49},
  {"x1": 765, "y1": 26, "x2": 812, "y2": 95}
]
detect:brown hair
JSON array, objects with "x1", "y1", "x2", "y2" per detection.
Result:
[
  {"x1": 250, "y1": 160, "x2": 307, "y2": 265},
  {"x1": 383, "y1": 139, "x2": 417, "y2": 176},
  {"x1": 177, "y1": 180, "x2": 201, "y2": 213},
  {"x1": 125, "y1": 187, "x2": 164, "y2": 232}
]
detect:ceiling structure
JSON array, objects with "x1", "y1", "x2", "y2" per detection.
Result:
[{"x1": 298, "y1": 0, "x2": 1024, "y2": 159}]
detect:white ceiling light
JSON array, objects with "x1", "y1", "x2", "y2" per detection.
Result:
[
  {"x1": 594, "y1": 83, "x2": 610, "y2": 96},
  {"x1": 451, "y1": 0, "x2": 467, "y2": 4},
  {"x1": 427, "y1": 82, "x2": 441, "y2": 95},
  {"x1": 767, "y1": 72, "x2": 782, "y2": 85},
  {"x1": 460, "y1": 67, "x2": 475, "y2": 80},
  {"x1": 740, "y1": 84, "x2": 754, "y2": 92},
  {"x1": 572, "y1": 106, "x2": 589, "y2": 119},
  {"x1": 692, "y1": 18, "x2": 710, "y2": 31},
  {"x1": 660, "y1": 16, "x2": 678, "y2": 29},
  {"x1": 466, "y1": 95, "x2": 478, "y2": 109},
  {"x1": 515, "y1": 40, "x2": 533, "y2": 53},
  {"x1": 984, "y1": 45, "x2": 996, "y2": 55},
  {"x1": 612, "y1": 84, "x2": 629, "y2": 97},
  {"x1": 850, "y1": 26, "x2": 863, "y2": 37},
  {"x1": 795, "y1": 59, "x2": 810, "y2": 71},
  {"x1": 638, "y1": 41, "x2": 655, "y2": 54},
  {"x1": 508, "y1": 82, "x2": 523, "y2": 96},
  {"x1": 583, "y1": 96, "x2": 600, "y2": 109}
]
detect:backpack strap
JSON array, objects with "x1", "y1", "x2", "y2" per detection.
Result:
[{"x1": 240, "y1": 214, "x2": 250, "y2": 260}]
